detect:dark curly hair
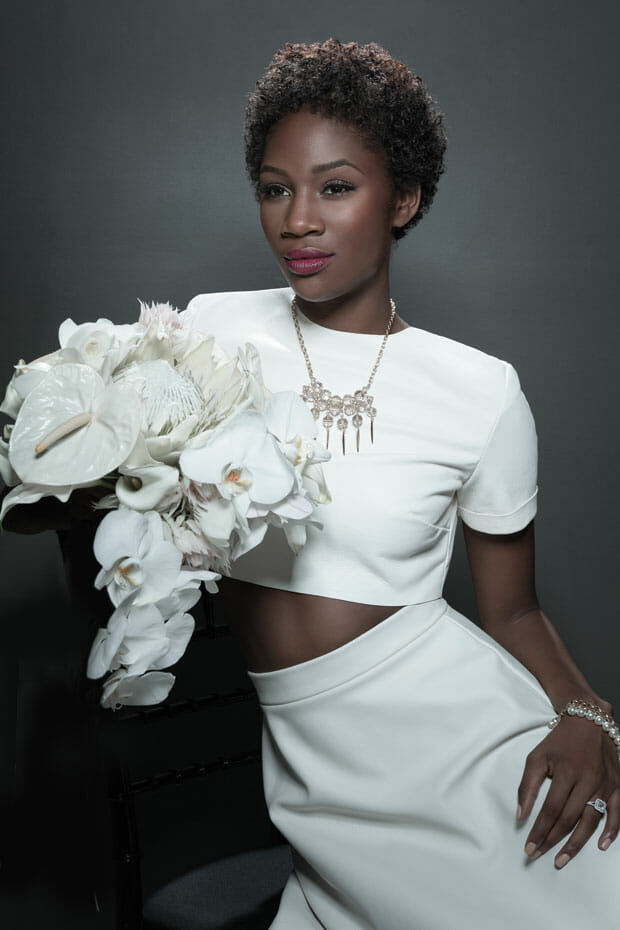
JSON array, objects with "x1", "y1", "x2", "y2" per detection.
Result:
[{"x1": 244, "y1": 39, "x2": 446, "y2": 239}]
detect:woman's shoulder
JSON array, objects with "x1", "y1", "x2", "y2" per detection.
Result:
[{"x1": 405, "y1": 323, "x2": 517, "y2": 406}]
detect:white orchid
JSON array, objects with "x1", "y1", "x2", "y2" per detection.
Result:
[
  {"x1": 93, "y1": 508, "x2": 187, "y2": 606},
  {"x1": 100, "y1": 667, "x2": 176, "y2": 710},
  {"x1": 87, "y1": 601, "x2": 195, "y2": 680}
]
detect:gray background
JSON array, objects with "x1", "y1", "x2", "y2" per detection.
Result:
[{"x1": 1, "y1": 0, "x2": 619, "y2": 923}]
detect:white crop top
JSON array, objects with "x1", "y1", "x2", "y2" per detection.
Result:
[{"x1": 183, "y1": 287, "x2": 538, "y2": 606}]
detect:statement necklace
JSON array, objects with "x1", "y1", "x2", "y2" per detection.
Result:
[{"x1": 290, "y1": 296, "x2": 396, "y2": 454}]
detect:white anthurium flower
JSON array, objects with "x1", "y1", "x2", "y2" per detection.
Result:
[
  {"x1": 86, "y1": 603, "x2": 130, "y2": 679},
  {"x1": 180, "y1": 409, "x2": 297, "y2": 507},
  {"x1": 93, "y1": 508, "x2": 183, "y2": 607},
  {"x1": 1, "y1": 379, "x2": 24, "y2": 419},
  {"x1": 0, "y1": 480, "x2": 100, "y2": 524},
  {"x1": 8, "y1": 363, "x2": 141, "y2": 486},
  {"x1": 1, "y1": 349, "x2": 80, "y2": 418},
  {"x1": 0, "y1": 434, "x2": 18, "y2": 487},
  {"x1": 100, "y1": 667, "x2": 175, "y2": 710},
  {"x1": 58, "y1": 319, "x2": 140, "y2": 380}
]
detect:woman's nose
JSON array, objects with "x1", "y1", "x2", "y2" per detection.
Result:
[{"x1": 282, "y1": 191, "x2": 324, "y2": 237}]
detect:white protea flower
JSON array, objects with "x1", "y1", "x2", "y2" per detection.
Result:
[
  {"x1": 114, "y1": 360, "x2": 205, "y2": 436},
  {"x1": 93, "y1": 508, "x2": 183, "y2": 607},
  {"x1": 100, "y1": 667, "x2": 176, "y2": 710},
  {"x1": 8, "y1": 363, "x2": 141, "y2": 487}
]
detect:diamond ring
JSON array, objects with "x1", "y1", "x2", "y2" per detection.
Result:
[{"x1": 586, "y1": 798, "x2": 607, "y2": 815}]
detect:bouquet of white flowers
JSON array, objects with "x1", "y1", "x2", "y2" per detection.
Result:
[{"x1": 0, "y1": 301, "x2": 330, "y2": 708}]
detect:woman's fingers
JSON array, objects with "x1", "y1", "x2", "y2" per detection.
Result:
[
  {"x1": 599, "y1": 789, "x2": 620, "y2": 851},
  {"x1": 553, "y1": 791, "x2": 619, "y2": 867},
  {"x1": 516, "y1": 750, "x2": 549, "y2": 823},
  {"x1": 522, "y1": 772, "x2": 578, "y2": 858}
]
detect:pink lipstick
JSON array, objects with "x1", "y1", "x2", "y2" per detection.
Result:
[{"x1": 284, "y1": 248, "x2": 333, "y2": 275}]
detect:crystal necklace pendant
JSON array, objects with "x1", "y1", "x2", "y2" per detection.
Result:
[{"x1": 293, "y1": 297, "x2": 394, "y2": 455}]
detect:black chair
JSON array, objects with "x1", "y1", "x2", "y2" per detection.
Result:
[{"x1": 102, "y1": 595, "x2": 292, "y2": 930}]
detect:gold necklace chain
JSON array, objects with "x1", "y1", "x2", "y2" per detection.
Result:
[{"x1": 290, "y1": 296, "x2": 396, "y2": 454}]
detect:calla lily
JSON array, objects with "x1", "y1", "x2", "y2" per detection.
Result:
[
  {"x1": 8, "y1": 363, "x2": 141, "y2": 486},
  {"x1": 93, "y1": 508, "x2": 183, "y2": 606},
  {"x1": 116, "y1": 463, "x2": 181, "y2": 512},
  {"x1": 100, "y1": 667, "x2": 176, "y2": 709}
]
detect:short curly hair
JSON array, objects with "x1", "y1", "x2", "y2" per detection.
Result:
[{"x1": 244, "y1": 39, "x2": 446, "y2": 239}]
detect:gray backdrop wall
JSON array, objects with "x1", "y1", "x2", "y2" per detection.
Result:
[{"x1": 1, "y1": 0, "x2": 618, "y2": 918}]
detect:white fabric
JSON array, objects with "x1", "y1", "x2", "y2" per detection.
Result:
[
  {"x1": 184, "y1": 288, "x2": 619, "y2": 928},
  {"x1": 249, "y1": 599, "x2": 620, "y2": 929},
  {"x1": 184, "y1": 287, "x2": 538, "y2": 604}
]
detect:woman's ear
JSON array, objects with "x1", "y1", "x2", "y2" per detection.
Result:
[{"x1": 391, "y1": 185, "x2": 422, "y2": 230}]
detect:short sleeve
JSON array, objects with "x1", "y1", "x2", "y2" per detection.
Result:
[{"x1": 456, "y1": 362, "x2": 538, "y2": 533}]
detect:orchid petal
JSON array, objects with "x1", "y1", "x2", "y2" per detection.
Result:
[
  {"x1": 86, "y1": 608, "x2": 129, "y2": 679},
  {"x1": 264, "y1": 391, "x2": 317, "y2": 442},
  {"x1": 100, "y1": 669, "x2": 175, "y2": 709},
  {"x1": 149, "y1": 612, "x2": 195, "y2": 669}
]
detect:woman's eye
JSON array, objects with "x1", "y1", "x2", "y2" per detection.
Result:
[
  {"x1": 258, "y1": 183, "x2": 289, "y2": 199},
  {"x1": 323, "y1": 180, "x2": 355, "y2": 196}
]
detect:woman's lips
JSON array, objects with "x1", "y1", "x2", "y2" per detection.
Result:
[{"x1": 283, "y1": 249, "x2": 333, "y2": 275}]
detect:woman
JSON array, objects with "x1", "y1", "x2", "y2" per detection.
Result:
[
  {"x1": 4, "y1": 38, "x2": 618, "y2": 929},
  {"x1": 181, "y1": 40, "x2": 620, "y2": 928}
]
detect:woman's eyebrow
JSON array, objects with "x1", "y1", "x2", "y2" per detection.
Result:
[
  {"x1": 311, "y1": 159, "x2": 363, "y2": 174},
  {"x1": 259, "y1": 158, "x2": 363, "y2": 176}
]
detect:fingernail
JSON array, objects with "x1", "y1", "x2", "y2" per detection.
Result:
[
  {"x1": 516, "y1": 804, "x2": 522, "y2": 820},
  {"x1": 525, "y1": 842, "x2": 538, "y2": 857},
  {"x1": 600, "y1": 837, "x2": 612, "y2": 851},
  {"x1": 555, "y1": 853, "x2": 570, "y2": 869}
]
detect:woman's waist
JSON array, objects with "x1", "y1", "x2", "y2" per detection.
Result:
[{"x1": 238, "y1": 593, "x2": 450, "y2": 706}]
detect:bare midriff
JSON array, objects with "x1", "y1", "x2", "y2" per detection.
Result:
[{"x1": 216, "y1": 576, "x2": 406, "y2": 673}]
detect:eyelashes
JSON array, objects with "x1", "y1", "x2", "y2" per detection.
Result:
[{"x1": 257, "y1": 180, "x2": 356, "y2": 199}]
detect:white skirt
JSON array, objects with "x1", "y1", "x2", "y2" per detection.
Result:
[{"x1": 248, "y1": 598, "x2": 620, "y2": 930}]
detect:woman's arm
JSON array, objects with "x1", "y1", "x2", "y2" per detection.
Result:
[{"x1": 462, "y1": 518, "x2": 620, "y2": 867}]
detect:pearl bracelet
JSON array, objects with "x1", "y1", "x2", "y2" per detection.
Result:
[{"x1": 548, "y1": 699, "x2": 620, "y2": 761}]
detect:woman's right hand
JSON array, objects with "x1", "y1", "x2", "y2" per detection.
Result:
[{"x1": 0, "y1": 485, "x2": 110, "y2": 534}]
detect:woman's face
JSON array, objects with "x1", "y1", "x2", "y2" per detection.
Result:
[{"x1": 258, "y1": 108, "x2": 418, "y2": 305}]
